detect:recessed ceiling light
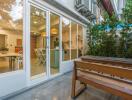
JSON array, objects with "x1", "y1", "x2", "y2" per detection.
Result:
[{"x1": 34, "y1": 21, "x2": 37, "y2": 24}]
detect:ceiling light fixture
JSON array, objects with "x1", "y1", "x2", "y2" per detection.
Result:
[
  {"x1": 51, "y1": 28, "x2": 58, "y2": 35},
  {"x1": 34, "y1": 21, "x2": 38, "y2": 24}
]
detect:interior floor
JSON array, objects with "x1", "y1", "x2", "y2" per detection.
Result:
[
  {"x1": 0, "y1": 58, "x2": 59, "y2": 76},
  {"x1": 0, "y1": 58, "x2": 22, "y2": 73}
]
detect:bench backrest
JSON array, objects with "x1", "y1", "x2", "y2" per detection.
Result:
[
  {"x1": 75, "y1": 61, "x2": 132, "y2": 80},
  {"x1": 81, "y1": 58, "x2": 132, "y2": 68}
]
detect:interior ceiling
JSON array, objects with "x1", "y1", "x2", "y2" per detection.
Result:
[
  {"x1": 31, "y1": 7, "x2": 62, "y2": 36},
  {"x1": 0, "y1": 0, "x2": 23, "y2": 31},
  {"x1": 44, "y1": 0, "x2": 89, "y2": 24},
  {"x1": 31, "y1": 7, "x2": 60, "y2": 35},
  {"x1": 30, "y1": 6, "x2": 46, "y2": 33}
]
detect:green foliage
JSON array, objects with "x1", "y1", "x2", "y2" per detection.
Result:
[
  {"x1": 87, "y1": 10, "x2": 132, "y2": 58},
  {"x1": 122, "y1": 0, "x2": 132, "y2": 23}
]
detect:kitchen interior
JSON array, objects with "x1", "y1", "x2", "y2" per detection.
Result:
[{"x1": 0, "y1": 0, "x2": 23, "y2": 73}]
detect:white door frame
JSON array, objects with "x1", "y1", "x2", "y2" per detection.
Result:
[
  {"x1": 48, "y1": 11, "x2": 62, "y2": 76},
  {"x1": 26, "y1": 1, "x2": 49, "y2": 86},
  {"x1": 26, "y1": 0, "x2": 61, "y2": 86}
]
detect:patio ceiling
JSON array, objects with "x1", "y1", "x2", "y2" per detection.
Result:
[{"x1": 43, "y1": 0, "x2": 89, "y2": 25}]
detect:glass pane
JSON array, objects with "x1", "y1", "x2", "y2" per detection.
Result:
[
  {"x1": 71, "y1": 21, "x2": 77, "y2": 59},
  {"x1": 62, "y1": 17, "x2": 70, "y2": 61},
  {"x1": 78, "y1": 24, "x2": 83, "y2": 57},
  {"x1": 30, "y1": 6, "x2": 46, "y2": 77},
  {"x1": 50, "y1": 13, "x2": 60, "y2": 75},
  {"x1": 0, "y1": 0, "x2": 23, "y2": 73}
]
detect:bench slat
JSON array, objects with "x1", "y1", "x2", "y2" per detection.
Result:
[
  {"x1": 82, "y1": 59, "x2": 132, "y2": 68},
  {"x1": 77, "y1": 74, "x2": 132, "y2": 99},
  {"x1": 78, "y1": 72, "x2": 132, "y2": 94},
  {"x1": 75, "y1": 61, "x2": 132, "y2": 80},
  {"x1": 81, "y1": 57, "x2": 132, "y2": 68}
]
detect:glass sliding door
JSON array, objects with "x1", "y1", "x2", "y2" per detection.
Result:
[
  {"x1": 30, "y1": 6, "x2": 47, "y2": 77},
  {"x1": 50, "y1": 13, "x2": 60, "y2": 75},
  {"x1": 62, "y1": 17, "x2": 70, "y2": 61},
  {"x1": 71, "y1": 21, "x2": 77, "y2": 59}
]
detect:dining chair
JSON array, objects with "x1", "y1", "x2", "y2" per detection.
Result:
[
  {"x1": 39, "y1": 48, "x2": 46, "y2": 65},
  {"x1": 34, "y1": 49, "x2": 42, "y2": 65},
  {"x1": 16, "y1": 51, "x2": 23, "y2": 69}
]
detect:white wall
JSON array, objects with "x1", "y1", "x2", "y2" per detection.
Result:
[
  {"x1": 0, "y1": 30, "x2": 25, "y2": 97},
  {"x1": 0, "y1": 71, "x2": 26, "y2": 97},
  {"x1": 60, "y1": 61, "x2": 73, "y2": 73},
  {"x1": 55, "y1": 0, "x2": 75, "y2": 11},
  {"x1": 54, "y1": 0, "x2": 86, "y2": 20}
]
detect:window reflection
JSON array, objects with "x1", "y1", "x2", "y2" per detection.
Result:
[
  {"x1": 78, "y1": 24, "x2": 83, "y2": 57},
  {"x1": 0, "y1": 0, "x2": 23, "y2": 73},
  {"x1": 71, "y1": 21, "x2": 77, "y2": 59},
  {"x1": 62, "y1": 17, "x2": 70, "y2": 61}
]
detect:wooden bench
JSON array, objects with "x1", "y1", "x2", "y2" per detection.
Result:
[
  {"x1": 71, "y1": 60, "x2": 132, "y2": 100},
  {"x1": 81, "y1": 56, "x2": 132, "y2": 68}
]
